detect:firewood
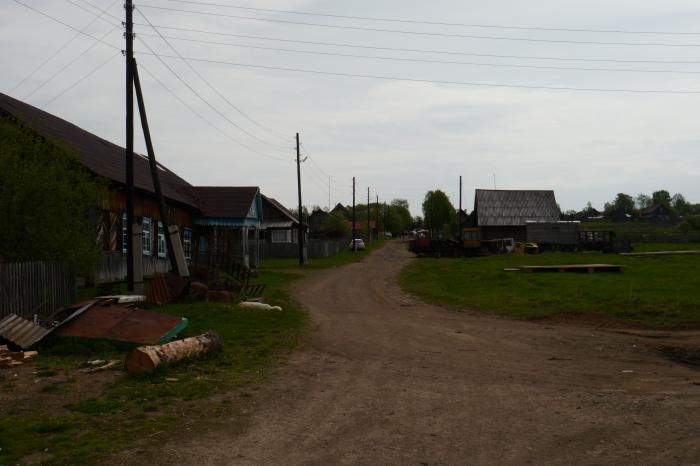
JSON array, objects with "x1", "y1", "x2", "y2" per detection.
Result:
[
  {"x1": 0, "y1": 345, "x2": 9, "y2": 354},
  {"x1": 125, "y1": 331, "x2": 223, "y2": 375}
]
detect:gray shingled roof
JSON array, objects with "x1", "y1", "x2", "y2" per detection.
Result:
[{"x1": 474, "y1": 189, "x2": 560, "y2": 226}]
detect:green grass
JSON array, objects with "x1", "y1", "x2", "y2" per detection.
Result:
[
  {"x1": 0, "y1": 270, "x2": 306, "y2": 466},
  {"x1": 398, "y1": 252, "x2": 700, "y2": 326},
  {"x1": 632, "y1": 242, "x2": 700, "y2": 252},
  {"x1": 580, "y1": 219, "x2": 684, "y2": 236},
  {"x1": 259, "y1": 238, "x2": 386, "y2": 270}
]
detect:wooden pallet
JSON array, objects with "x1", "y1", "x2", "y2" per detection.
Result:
[
  {"x1": 513, "y1": 264, "x2": 625, "y2": 273},
  {"x1": 0, "y1": 345, "x2": 38, "y2": 368}
]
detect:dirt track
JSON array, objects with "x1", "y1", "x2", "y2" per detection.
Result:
[{"x1": 130, "y1": 241, "x2": 700, "y2": 465}]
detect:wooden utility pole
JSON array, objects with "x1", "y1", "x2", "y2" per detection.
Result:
[
  {"x1": 125, "y1": 0, "x2": 135, "y2": 291},
  {"x1": 132, "y1": 59, "x2": 178, "y2": 272},
  {"x1": 376, "y1": 194, "x2": 379, "y2": 238},
  {"x1": 296, "y1": 133, "x2": 304, "y2": 265},
  {"x1": 352, "y1": 177, "x2": 356, "y2": 252},
  {"x1": 367, "y1": 187, "x2": 370, "y2": 242}
]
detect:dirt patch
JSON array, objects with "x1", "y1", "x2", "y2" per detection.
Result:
[
  {"x1": 108, "y1": 241, "x2": 700, "y2": 466},
  {"x1": 659, "y1": 346, "x2": 700, "y2": 369}
]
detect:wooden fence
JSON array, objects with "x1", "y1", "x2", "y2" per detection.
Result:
[{"x1": 0, "y1": 261, "x2": 76, "y2": 319}]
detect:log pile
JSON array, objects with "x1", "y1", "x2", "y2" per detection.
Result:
[
  {"x1": 125, "y1": 331, "x2": 223, "y2": 375},
  {"x1": 0, "y1": 345, "x2": 38, "y2": 368}
]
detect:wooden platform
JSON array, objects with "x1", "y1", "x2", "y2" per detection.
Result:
[{"x1": 509, "y1": 264, "x2": 625, "y2": 273}]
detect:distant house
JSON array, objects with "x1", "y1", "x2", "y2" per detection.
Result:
[
  {"x1": 639, "y1": 204, "x2": 675, "y2": 221},
  {"x1": 188, "y1": 187, "x2": 263, "y2": 269},
  {"x1": 260, "y1": 195, "x2": 306, "y2": 244},
  {"x1": 348, "y1": 219, "x2": 378, "y2": 241},
  {"x1": 472, "y1": 189, "x2": 560, "y2": 242},
  {"x1": 331, "y1": 203, "x2": 350, "y2": 218},
  {"x1": 0, "y1": 92, "x2": 199, "y2": 282},
  {"x1": 307, "y1": 208, "x2": 330, "y2": 236}
]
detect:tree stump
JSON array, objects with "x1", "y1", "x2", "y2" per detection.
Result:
[{"x1": 125, "y1": 331, "x2": 223, "y2": 375}]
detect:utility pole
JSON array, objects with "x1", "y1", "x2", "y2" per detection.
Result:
[
  {"x1": 367, "y1": 187, "x2": 370, "y2": 242},
  {"x1": 296, "y1": 133, "x2": 304, "y2": 265},
  {"x1": 376, "y1": 194, "x2": 379, "y2": 239},
  {"x1": 125, "y1": 0, "x2": 135, "y2": 291},
  {"x1": 383, "y1": 202, "x2": 387, "y2": 238},
  {"x1": 352, "y1": 177, "x2": 356, "y2": 252}
]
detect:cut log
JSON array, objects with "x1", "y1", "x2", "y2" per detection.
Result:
[{"x1": 125, "y1": 331, "x2": 223, "y2": 375}]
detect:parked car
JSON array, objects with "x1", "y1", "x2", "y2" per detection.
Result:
[
  {"x1": 384, "y1": 232, "x2": 393, "y2": 238},
  {"x1": 349, "y1": 238, "x2": 366, "y2": 251}
]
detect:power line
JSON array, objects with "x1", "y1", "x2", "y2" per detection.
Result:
[
  {"x1": 25, "y1": 24, "x2": 120, "y2": 99},
  {"x1": 137, "y1": 4, "x2": 700, "y2": 47},
  {"x1": 133, "y1": 50, "x2": 700, "y2": 94},
  {"x1": 41, "y1": 52, "x2": 120, "y2": 108},
  {"x1": 135, "y1": 7, "x2": 292, "y2": 150},
  {"x1": 134, "y1": 25, "x2": 700, "y2": 65},
  {"x1": 164, "y1": 0, "x2": 700, "y2": 36},
  {"x1": 75, "y1": 0, "x2": 123, "y2": 24},
  {"x1": 10, "y1": 0, "x2": 120, "y2": 94},
  {"x1": 12, "y1": 0, "x2": 121, "y2": 51},
  {"x1": 138, "y1": 61, "x2": 289, "y2": 162},
  {"x1": 136, "y1": 32, "x2": 700, "y2": 75},
  {"x1": 136, "y1": 37, "x2": 288, "y2": 160}
]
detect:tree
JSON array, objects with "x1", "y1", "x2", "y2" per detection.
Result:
[
  {"x1": 422, "y1": 190, "x2": 456, "y2": 235},
  {"x1": 604, "y1": 193, "x2": 635, "y2": 219},
  {"x1": 384, "y1": 199, "x2": 412, "y2": 235},
  {"x1": 672, "y1": 193, "x2": 690, "y2": 216},
  {"x1": 289, "y1": 206, "x2": 310, "y2": 222},
  {"x1": 652, "y1": 190, "x2": 672, "y2": 208},
  {"x1": 321, "y1": 211, "x2": 349, "y2": 238},
  {"x1": 636, "y1": 193, "x2": 652, "y2": 210},
  {"x1": 0, "y1": 113, "x2": 103, "y2": 274}
]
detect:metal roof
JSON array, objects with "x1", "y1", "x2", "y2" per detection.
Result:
[
  {"x1": 0, "y1": 314, "x2": 51, "y2": 349},
  {"x1": 188, "y1": 186, "x2": 260, "y2": 219},
  {"x1": 475, "y1": 189, "x2": 560, "y2": 226}
]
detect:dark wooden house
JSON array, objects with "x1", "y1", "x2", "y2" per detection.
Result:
[
  {"x1": 473, "y1": 189, "x2": 560, "y2": 242},
  {"x1": 260, "y1": 195, "x2": 306, "y2": 244},
  {"x1": 308, "y1": 208, "x2": 330, "y2": 236},
  {"x1": 0, "y1": 92, "x2": 199, "y2": 282}
]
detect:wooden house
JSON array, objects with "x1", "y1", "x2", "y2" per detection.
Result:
[
  {"x1": 0, "y1": 92, "x2": 199, "y2": 282},
  {"x1": 472, "y1": 189, "x2": 560, "y2": 242},
  {"x1": 260, "y1": 195, "x2": 306, "y2": 244}
]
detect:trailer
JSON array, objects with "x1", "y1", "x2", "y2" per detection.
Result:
[{"x1": 526, "y1": 221, "x2": 580, "y2": 251}]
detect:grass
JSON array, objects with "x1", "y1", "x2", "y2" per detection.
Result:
[
  {"x1": 632, "y1": 242, "x2": 700, "y2": 252},
  {"x1": 259, "y1": 238, "x2": 386, "y2": 270},
  {"x1": 0, "y1": 269, "x2": 307, "y2": 466},
  {"x1": 580, "y1": 219, "x2": 685, "y2": 237},
  {"x1": 398, "y1": 251, "x2": 700, "y2": 326}
]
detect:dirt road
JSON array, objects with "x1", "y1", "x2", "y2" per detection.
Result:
[{"x1": 132, "y1": 241, "x2": 700, "y2": 465}]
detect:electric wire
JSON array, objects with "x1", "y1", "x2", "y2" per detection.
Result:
[
  {"x1": 25, "y1": 23, "x2": 121, "y2": 99},
  {"x1": 133, "y1": 25, "x2": 700, "y2": 65},
  {"x1": 12, "y1": 0, "x2": 122, "y2": 51},
  {"x1": 137, "y1": 5, "x2": 700, "y2": 47},
  {"x1": 136, "y1": 32, "x2": 700, "y2": 75},
  {"x1": 40, "y1": 52, "x2": 120, "y2": 108},
  {"x1": 135, "y1": 7, "x2": 293, "y2": 149},
  {"x1": 136, "y1": 37, "x2": 289, "y2": 160},
  {"x1": 132, "y1": 50, "x2": 700, "y2": 94},
  {"x1": 75, "y1": 0, "x2": 124, "y2": 24},
  {"x1": 164, "y1": 0, "x2": 700, "y2": 36},
  {"x1": 10, "y1": 0, "x2": 119, "y2": 93}
]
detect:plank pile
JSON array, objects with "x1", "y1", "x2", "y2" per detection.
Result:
[{"x1": 0, "y1": 345, "x2": 37, "y2": 368}]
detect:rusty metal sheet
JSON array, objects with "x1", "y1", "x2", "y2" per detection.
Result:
[
  {"x1": 54, "y1": 304, "x2": 187, "y2": 345},
  {"x1": 146, "y1": 274, "x2": 170, "y2": 306},
  {"x1": 0, "y1": 314, "x2": 51, "y2": 349}
]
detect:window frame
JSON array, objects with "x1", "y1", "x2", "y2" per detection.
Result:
[
  {"x1": 183, "y1": 228, "x2": 192, "y2": 260},
  {"x1": 157, "y1": 221, "x2": 166, "y2": 258},
  {"x1": 271, "y1": 229, "x2": 292, "y2": 243},
  {"x1": 142, "y1": 217, "x2": 152, "y2": 256}
]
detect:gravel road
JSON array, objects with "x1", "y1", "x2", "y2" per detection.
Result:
[{"x1": 126, "y1": 240, "x2": 700, "y2": 465}]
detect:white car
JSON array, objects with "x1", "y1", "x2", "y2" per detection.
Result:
[{"x1": 349, "y1": 239, "x2": 366, "y2": 251}]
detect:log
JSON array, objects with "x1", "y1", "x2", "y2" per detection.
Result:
[{"x1": 125, "y1": 331, "x2": 223, "y2": 375}]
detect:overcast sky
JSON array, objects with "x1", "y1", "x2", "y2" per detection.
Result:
[{"x1": 2, "y1": 0, "x2": 700, "y2": 215}]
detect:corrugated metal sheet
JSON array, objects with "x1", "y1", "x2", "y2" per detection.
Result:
[
  {"x1": 0, "y1": 314, "x2": 51, "y2": 349},
  {"x1": 475, "y1": 190, "x2": 560, "y2": 226}
]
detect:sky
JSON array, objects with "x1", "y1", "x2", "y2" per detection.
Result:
[{"x1": 2, "y1": 0, "x2": 700, "y2": 216}]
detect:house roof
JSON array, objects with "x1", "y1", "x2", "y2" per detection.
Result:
[
  {"x1": 474, "y1": 189, "x2": 560, "y2": 226},
  {"x1": 188, "y1": 186, "x2": 260, "y2": 219},
  {"x1": 261, "y1": 195, "x2": 307, "y2": 227},
  {"x1": 0, "y1": 93, "x2": 198, "y2": 209}
]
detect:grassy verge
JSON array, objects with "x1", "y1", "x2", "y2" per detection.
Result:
[
  {"x1": 398, "y1": 252, "x2": 700, "y2": 326},
  {"x1": 0, "y1": 270, "x2": 306, "y2": 466},
  {"x1": 632, "y1": 242, "x2": 700, "y2": 252},
  {"x1": 580, "y1": 219, "x2": 684, "y2": 236},
  {"x1": 259, "y1": 239, "x2": 386, "y2": 270}
]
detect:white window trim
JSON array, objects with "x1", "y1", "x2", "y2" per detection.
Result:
[
  {"x1": 183, "y1": 228, "x2": 192, "y2": 260},
  {"x1": 122, "y1": 212, "x2": 127, "y2": 254},
  {"x1": 142, "y1": 217, "x2": 152, "y2": 256},
  {"x1": 157, "y1": 221, "x2": 166, "y2": 258},
  {"x1": 271, "y1": 229, "x2": 292, "y2": 243}
]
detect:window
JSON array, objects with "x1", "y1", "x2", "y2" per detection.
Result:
[
  {"x1": 157, "y1": 221, "x2": 166, "y2": 258},
  {"x1": 122, "y1": 213, "x2": 127, "y2": 254},
  {"x1": 183, "y1": 228, "x2": 192, "y2": 260},
  {"x1": 142, "y1": 217, "x2": 152, "y2": 256},
  {"x1": 271, "y1": 230, "x2": 292, "y2": 243}
]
